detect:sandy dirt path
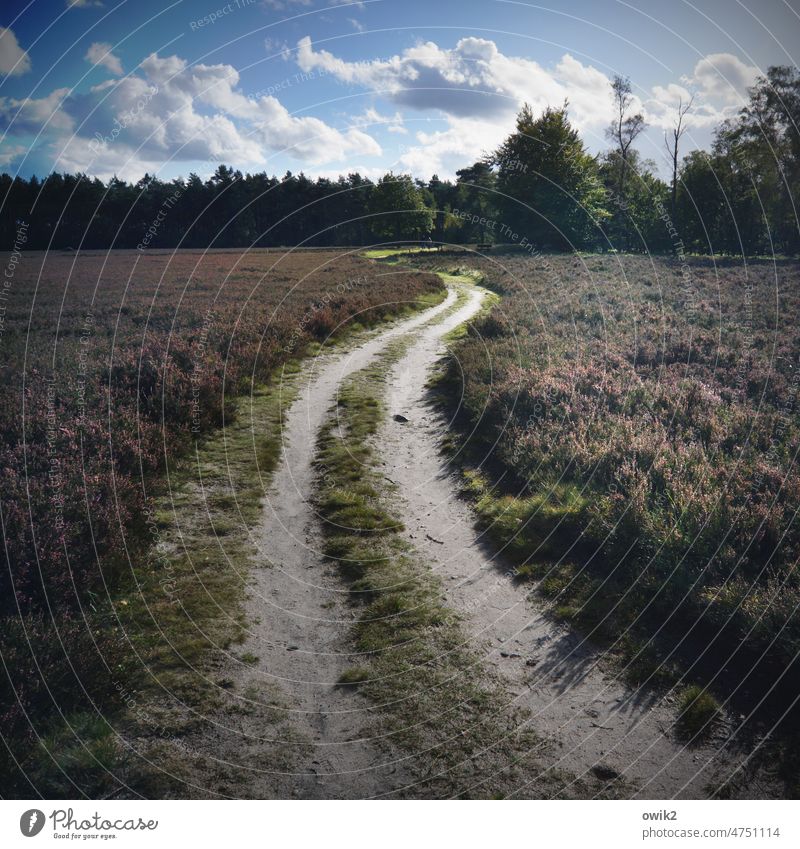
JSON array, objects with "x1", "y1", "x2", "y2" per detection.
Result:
[
  {"x1": 378, "y1": 284, "x2": 761, "y2": 800},
  {"x1": 230, "y1": 289, "x2": 462, "y2": 798},
  {"x1": 209, "y1": 276, "x2": 763, "y2": 800}
]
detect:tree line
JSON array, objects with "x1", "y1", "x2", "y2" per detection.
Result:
[{"x1": 1, "y1": 65, "x2": 797, "y2": 256}]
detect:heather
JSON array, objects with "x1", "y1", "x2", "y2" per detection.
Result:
[
  {"x1": 0, "y1": 248, "x2": 442, "y2": 795},
  {"x1": 419, "y1": 251, "x2": 800, "y2": 716}
]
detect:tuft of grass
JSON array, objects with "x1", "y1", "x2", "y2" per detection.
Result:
[
  {"x1": 676, "y1": 685, "x2": 721, "y2": 740},
  {"x1": 337, "y1": 667, "x2": 371, "y2": 686}
]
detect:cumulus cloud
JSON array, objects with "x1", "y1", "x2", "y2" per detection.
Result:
[
  {"x1": 1, "y1": 30, "x2": 760, "y2": 184},
  {"x1": 686, "y1": 52, "x2": 759, "y2": 103},
  {"x1": 644, "y1": 83, "x2": 722, "y2": 131},
  {"x1": 645, "y1": 54, "x2": 760, "y2": 134},
  {"x1": 295, "y1": 37, "x2": 762, "y2": 177},
  {"x1": 0, "y1": 27, "x2": 31, "y2": 76},
  {"x1": 298, "y1": 36, "x2": 510, "y2": 118},
  {"x1": 296, "y1": 35, "x2": 619, "y2": 177},
  {"x1": 397, "y1": 116, "x2": 503, "y2": 177},
  {"x1": 85, "y1": 42, "x2": 124, "y2": 75},
  {"x1": 0, "y1": 51, "x2": 381, "y2": 181},
  {"x1": 296, "y1": 36, "x2": 615, "y2": 128},
  {"x1": 0, "y1": 88, "x2": 75, "y2": 135}
]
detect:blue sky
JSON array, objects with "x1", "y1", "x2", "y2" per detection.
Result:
[{"x1": 1, "y1": 0, "x2": 798, "y2": 182}]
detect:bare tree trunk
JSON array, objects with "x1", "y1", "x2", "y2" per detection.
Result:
[{"x1": 665, "y1": 96, "x2": 694, "y2": 227}]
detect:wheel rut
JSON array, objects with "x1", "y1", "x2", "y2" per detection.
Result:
[{"x1": 228, "y1": 289, "x2": 460, "y2": 798}]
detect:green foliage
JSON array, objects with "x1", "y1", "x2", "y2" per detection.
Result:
[
  {"x1": 452, "y1": 161, "x2": 498, "y2": 242},
  {"x1": 677, "y1": 65, "x2": 800, "y2": 256},
  {"x1": 597, "y1": 150, "x2": 671, "y2": 251},
  {"x1": 368, "y1": 172, "x2": 434, "y2": 241},
  {"x1": 676, "y1": 686, "x2": 721, "y2": 740},
  {"x1": 493, "y1": 104, "x2": 609, "y2": 249},
  {"x1": 677, "y1": 148, "x2": 767, "y2": 254}
]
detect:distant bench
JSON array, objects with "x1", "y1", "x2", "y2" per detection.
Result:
[{"x1": 476, "y1": 243, "x2": 492, "y2": 252}]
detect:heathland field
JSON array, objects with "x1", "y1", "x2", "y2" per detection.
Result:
[
  {"x1": 0, "y1": 248, "x2": 443, "y2": 796},
  {"x1": 4, "y1": 245, "x2": 800, "y2": 799},
  {"x1": 412, "y1": 250, "x2": 800, "y2": 736}
]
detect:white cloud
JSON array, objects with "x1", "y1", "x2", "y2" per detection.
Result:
[
  {"x1": 644, "y1": 55, "x2": 759, "y2": 134},
  {"x1": 1, "y1": 33, "x2": 762, "y2": 185},
  {"x1": 644, "y1": 83, "x2": 723, "y2": 131},
  {"x1": 0, "y1": 144, "x2": 27, "y2": 168},
  {"x1": 68, "y1": 0, "x2": 104, "y2": 8},
  {"x1": 650, "y1": 83, "x2": 693, "y2": 108},
  {"x1": 0, "y1": 88, "x2": 75, "y2": 134},
  {"x1": 1, "y1": 51, "x2": 381, "y2": 181},
  {"x1": 85, "y1": 42, "x2": 124, "y2": 75},
  {"x1": 313, "y1": 37, "x2": 757, "y2": 178},
  {"x1": 685, "y1": 53, "x2": 759, "y2": 103},
  {"x1": 261, "y1": 0, "x2": 312, "y2": 9},
  {"x1": 398, "y1": 117, "x2": 504, "y2": 177},
  {"x1": 297, "y1": 36, "x2": 613, "y2": 129},
  {"x1": 264, "y1": 37, "x2": 293, "y2": 60},
  {"x1": 0, "y1": 27, "x2": 31, "y2": 76},
  {"x1": 296, "y1": 35, "x2": 616, "y2": 178},
  {"x1": 351, "y1": 107, "x2": 407, "y2": 134},
  {"x1": 296, "y1": 37, "x2": 760, "y2": 163}
]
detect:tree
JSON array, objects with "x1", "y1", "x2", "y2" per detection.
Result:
[
  {"x1": 454, "y1": 161, "x2": 497, "y2": 242},
  {"x1": 676, "y1": 147, "x2": 766, "y2": 255},
  {"x1": 664, "y1": 95, "x2": 694, "y2": 222},
  {"x1": 493, "y1": 104, "x2": 608, "y2": 250},
  {"x1": 426, "y1": 174, "x2": 457, "y2": 244},
  {"x1": 367, "y1": 173, "x2": 433, "y2": 243},
  {"x1": 606, "y1": 75, "x2": 647, "y2": 201},
  {"x1": 717, "y1": 66, "x2": 800, "y2": 254},
  {"x1": 598, "y1": 151, "x2": 670, "y2": 252}
]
